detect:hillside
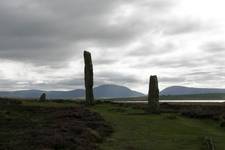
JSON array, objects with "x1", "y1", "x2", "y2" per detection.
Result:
[
  {"x1": 94, "y1": 84, "x2": 144, "y2": 98},
  {"x1": 160, "y1": 86, "x2": 225, "y2": 95},
  {"x1": 0, "y1": 84, "x2": 144, "y2": 99}
]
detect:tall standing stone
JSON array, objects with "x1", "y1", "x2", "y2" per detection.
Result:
[
  {"x1": 148, "y1": 75, "x2": 159, "y2": 113},
  {"x1": 84, "y1": 51, "x2": 94, "y2": 105}
]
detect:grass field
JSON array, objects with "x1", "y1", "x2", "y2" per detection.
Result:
[
  {"x1": 1, "y1": 99, "x2": 225, "y2": 149},
  {"x1": 92, "y1": 103, "x2": 225, "y2": 150}
]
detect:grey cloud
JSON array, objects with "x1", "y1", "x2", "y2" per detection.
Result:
[
  {"x1": 95, "y1": 71, "x2": 143, "y2": 85},
  {"x1": 32, "y1": 78, "x2": 85, "y2": 90},
  {"x1": 178, "y1": 67, "x2": 225, "y2": 88},
  {"x1": 135, "y1": 0, "x2": 175, "y2": 13},
  {"x1": 187, "y1": 73, "x2": 224, "y2": 82},
  {"x1": 94, "y1": 58, "x2": 118, "y2": 65},
  {"x1": 201, "y1": 42, "x2": 225, "y2": 53},
  {"x1": 159, "y1": 69, "x2": 225, "y2": 87},
  {"x1": 185, "y1": 68, "x2": 225, "y2": 79},
  {"x1": 24, "y1": 70, "x2": 143, "y2": 90},
  {"x1": 0, "y1": 0, "x2": 144, "y2": 66},
  {"x1": 55, "y1": 78, "x2": 84, "y2": 87},
  {"x1": 128, "y1": 42, "x2": 176, "y2": 57},
  {"x1": 186, "y1": 71, "x2": 212, "y2": 76},
  {"x1": 0, "y1": 79, "x2": 16, "y2": 90},
  {"x1": 163, "y1": 19, "x2": 206, "y2": 35},
  {"x1": 30, "y1": 71, "x2": 144, "y2": 90},
  {"x1": 3, "y1": 78, "x2": 85, "y2": 91},
  {"x1": 133, "y1": 57, "x2": 205, "y2": 69},
  {"x1": 159, "y1": 76, "x2": 186, "y2": 83},
  {"x1": 198, "y1": 42, "x2": 225, "y2": 67},
  {"x1": 1, "y1": 0, "x2": 221, "y2": 92},
  {"x1": 149, "y1": 0, "x2": 174, "y2": 10}
]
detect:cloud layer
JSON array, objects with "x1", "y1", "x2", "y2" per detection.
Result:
[{"x1": 0, "y1": 0, "x2": 225, "y2": 93}]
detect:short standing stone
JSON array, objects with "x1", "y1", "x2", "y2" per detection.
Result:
[
  {"x1": 39, "y1": 93, "x2": 46, "y2": 101},
  {"x1": 83, "y1": 51, "x2": 94, "y2": 105},
  {"x1": 147, "y1": 75, "x2": 159, "y2": 113},
  {"x1": 203, "y1": 136, "x2": 215, "y2": 150}
]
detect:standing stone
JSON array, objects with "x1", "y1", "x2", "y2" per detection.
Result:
[
  {"x1": 39, "y1": 93, "x2": 46, "y2": 101},
  {"x1": 84, "y1": 51, "x2": 94, "y2": 105},
  {"x1": 148, "y1": 75, "x2": 159, "y2": 113},
  {"x1": 203, "y1": 136, "x2": 215, "y2": 150}
]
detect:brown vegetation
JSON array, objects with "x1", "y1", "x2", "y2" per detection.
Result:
[{"x1": 0, "y1": 100, "x2": 112, "y2": 150}]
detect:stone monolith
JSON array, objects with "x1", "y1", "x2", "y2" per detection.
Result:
[
  {"x1": 39, "y1": 93, "x2": 46, "y2": 101},
  {"x1": 84, "y1": 51, "x2": 94, "y2": 105},
  {"x1": 148, "y1": 75, "x2": 159, "y2": 113}
]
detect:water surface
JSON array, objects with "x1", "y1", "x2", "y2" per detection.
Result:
[{"x1": 114, "y1": 100, "x2": 225, "y2": 103}]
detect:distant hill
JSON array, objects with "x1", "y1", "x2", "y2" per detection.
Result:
[
  {"x1": 94, "y1": 84, "x2": 144, "y2": 98},
  {"x1": 160, "y1": 86, "x2": 225, "y2": 95},
  {"x1": 0, "y1": 89, "x2": 86, "y2": 99},
  {"x1": 0, "y1": 84, "x2": 144, "y2": 99}
]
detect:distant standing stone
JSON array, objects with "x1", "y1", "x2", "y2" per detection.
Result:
[
  {"x1": 83, "y1": 51, "x2": 94, "y2": 105},
  {"x1": 203, "y1": 136, "x2": 215, "y2": 150},
  {"x1": 148, "y1": 75, "x2": 159, "y2": 113},
  {"x1": 39, "y1": 93, "x2": 46, "y2": 101}
]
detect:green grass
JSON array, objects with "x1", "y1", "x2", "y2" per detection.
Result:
[
  {"x1": 2, "y1": 100, "x2": 225, "y2": 149},
  {"x1": 92, "y1": 103, "x2": 225, "y2": 150},
  {"x1": 106, "y1": 93, "x2": 225, "y2": 101}
]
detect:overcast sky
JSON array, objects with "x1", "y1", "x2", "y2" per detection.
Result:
[{"x1": 0, "y1": 0, "x2": 225, "y2": 93}]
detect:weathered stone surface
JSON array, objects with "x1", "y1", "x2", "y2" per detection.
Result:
[
  {"x1": 203, "y1": 136, "x2": 215, "y2": 150},
  {"x1": 84, "y1": 51, "x2": 94, "y2": 105},
  {"x1": 147, "y1": 75, "x2": 159, "y2": 113},
  {"x1": 39, "y1": 93, "x2": 46, "y2": 101}
]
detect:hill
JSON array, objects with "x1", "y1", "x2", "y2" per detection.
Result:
[
  {"x1": 160, "y1": 86, "x2": 225, "y2": 95},
  {"x1": 0, "y1": 84, "x2": 144, "y2": 99},
  {"x1": 94, "y1": 84, "x2": 144, "y2": 98}
]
